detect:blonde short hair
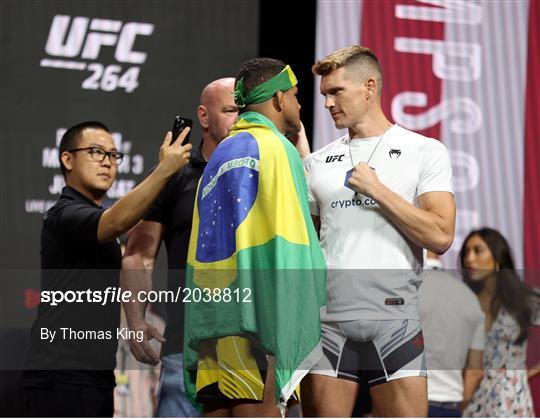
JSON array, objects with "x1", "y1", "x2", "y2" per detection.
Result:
[{"x1": 312, "y1": 45, "x2": 383, "y2": 93}]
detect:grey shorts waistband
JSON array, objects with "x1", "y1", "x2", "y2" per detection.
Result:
[{"x1": 429, "y1": 401, "x2": 460, "y2": 409}]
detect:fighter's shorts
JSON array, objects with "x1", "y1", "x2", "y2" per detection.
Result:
[
  {"x1": 309, "y1": 319, "x2": 427, "y2": 387},
  {"x1": 195, "y1": 335, "x2": 299, "y2": 404}
]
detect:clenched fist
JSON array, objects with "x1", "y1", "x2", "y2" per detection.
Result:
[{"x1": 348, "y1": 162, "x2": 381, "y2": 199}]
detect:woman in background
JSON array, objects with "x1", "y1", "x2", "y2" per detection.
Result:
[{"x1": 460, "y1": 228, "x2": 540, "y2": 417}]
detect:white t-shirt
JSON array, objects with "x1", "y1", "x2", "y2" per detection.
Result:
[
  {"x1": 304, "y1": 125, "x2": 453, "y2": 320},
  {"x1": 418, "y1": 267, "x2": 485, "y2": 402}
]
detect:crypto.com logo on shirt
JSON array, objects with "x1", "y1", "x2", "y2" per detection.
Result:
[{"x1": 40, "y1": 15, "x2": 154, "y2": 93}]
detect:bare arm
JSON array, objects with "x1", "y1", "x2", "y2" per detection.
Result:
[
  {"x1": 462, "y1": 349, "x2": 483, "y2": 411},
  {"x1": 349, "y1": 162, "x2": 455, "y2": 254},
  {"x1": 121, "y1": 220, "x2": 165, "y2": 365},
  {"x1": 97, "y1": 129, "x2": 191, "y2": 243}
]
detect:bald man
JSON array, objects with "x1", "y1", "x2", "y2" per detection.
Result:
[{"x1": 121, "y1": 78, "x2": 239, "y2": 417}]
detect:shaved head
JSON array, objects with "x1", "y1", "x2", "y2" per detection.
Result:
[
  {"x1": 198, "y1": 77, "x2": 239, "y2": 146},
  {"x1": 200, "y1": 78, "x2": 235, "y2": 107}
]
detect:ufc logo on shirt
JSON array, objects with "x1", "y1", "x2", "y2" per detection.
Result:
[
  {"x1": 325, "y1": 154, "x2": 345, "y2": 163},
  {"x1": 40, "y1": 15, "x2": 155, "y2": 93}
]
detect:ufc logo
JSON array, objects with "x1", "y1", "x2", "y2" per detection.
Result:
[
  {"x1": 325, "y1": 154, "x2": 345, "y2": 163},
  {"x1": 45, "y1": 15, "x2": 154, "y2": 64}
]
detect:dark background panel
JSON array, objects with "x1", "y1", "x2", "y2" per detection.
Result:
[
  {"x1": 0, "y1": 0, "x2": 259, "y2": 269},
  {"x1": 0, "y1": 0, "x2": 262, "y2": 340},
  {"x1": 0, "y1": 1, "x2": 269, "y2": 415},
  {"x1": 0, "y1": 1, "x2": 320, "y2": 415},
  {"x1": 259, "y1": 0, "x2": 317, "y2": 142}
]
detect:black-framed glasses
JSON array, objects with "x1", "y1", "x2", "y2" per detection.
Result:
[{"x1": 68, "y1": 147, "x2": 124, "y2": 165}]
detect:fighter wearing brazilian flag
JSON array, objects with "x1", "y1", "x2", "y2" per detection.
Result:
[{"x1": 183, "y1": 59, "x2": 327, "y2": 415}]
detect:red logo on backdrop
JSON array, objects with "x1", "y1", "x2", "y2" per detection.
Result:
[
  {"x1": 361, "y1": 0, "x2": 444, "y2": 140},
  {"x1": 25, "y1": 288, "x2": 41, "y2": 309}
]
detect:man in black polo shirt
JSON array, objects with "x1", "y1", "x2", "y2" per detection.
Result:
[
  {"x1": 121, "y1": 78, "x2": 239, "y2": 416},
  {"x1": 23, "y1": 121, "x2": 192, "y2": 417}
]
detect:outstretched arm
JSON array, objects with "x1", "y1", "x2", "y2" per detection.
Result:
[
  {"x1": 121, "y1": 220, "x2": 165, "y2": 365},
  {"x1": 98, "y1": 129, "x2": 191, "y2": 243}
]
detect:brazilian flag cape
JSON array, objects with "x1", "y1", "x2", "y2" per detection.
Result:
[{"x1": 183, "y1": 112, "x2": 327, "y2": 405}]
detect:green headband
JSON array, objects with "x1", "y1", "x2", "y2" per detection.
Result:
[{"x1": 234, "y1": 65, "x2": 298, "y2": 108}]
